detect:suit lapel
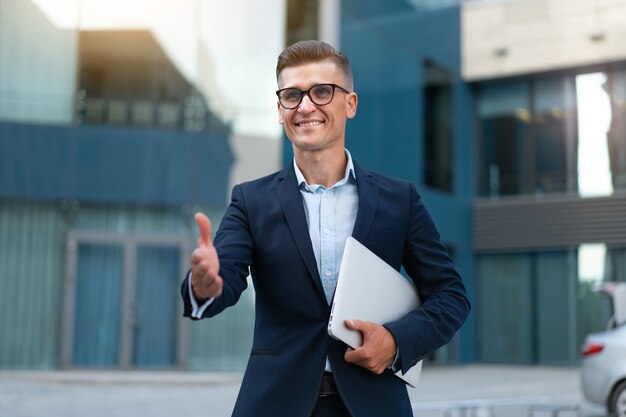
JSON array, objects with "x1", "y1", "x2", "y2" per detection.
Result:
[
  {"x1": 275, "y1": 165, "x2": 326, "y2": 300},
  {"x1": 352, "y1": 163, "x2": 378, "y2": 242}
]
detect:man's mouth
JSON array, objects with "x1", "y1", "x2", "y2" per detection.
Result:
[{"x1": 296, "y1": 120, "x2": 324, "y2": 127}]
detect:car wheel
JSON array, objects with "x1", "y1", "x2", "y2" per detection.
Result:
[{"x1": 611, "y1": 380, "x2": 626, "y2": 417}]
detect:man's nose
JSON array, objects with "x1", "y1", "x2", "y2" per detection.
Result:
[{"x1": 297, "y1": 93, "x2": 316, "y2": 112}]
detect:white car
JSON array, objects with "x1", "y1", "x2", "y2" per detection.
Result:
[{"x1": 581, "y1": 283, "x2": 626, "y2": 416}]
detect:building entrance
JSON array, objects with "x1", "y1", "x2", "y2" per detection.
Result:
[{"x1": 61, "y1": 232, "x2": 189, "y2": 369}]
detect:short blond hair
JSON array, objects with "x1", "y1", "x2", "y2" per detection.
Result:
[{"x1": 276, "y1": 40, "x2": 353, "y2": 88}]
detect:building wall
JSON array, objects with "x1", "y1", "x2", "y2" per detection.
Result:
[
  {"x1": 0, "y1": 0, "x2": 285, "y2": 371},
  {"x1": 0, "y1": 0, "x2": 77, "y2": 124},
  {"x1": 463, "y1": 0, "x2": 626, "y2": 80},
  {"x1": 323, "y1": 1, "x2": 475, "y2": 363},
  {"x1": 466, "y1": 0, "x2": 626, "y2": 365}
]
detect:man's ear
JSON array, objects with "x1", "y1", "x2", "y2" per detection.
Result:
[
  {"x1": 277, "y1": 101, "x2": 284, "y2": 124},
  {"x1": 346, "y1": 92, "x2": 358, "y2": 119}
]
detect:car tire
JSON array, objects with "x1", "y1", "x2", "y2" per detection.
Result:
[{"x1": 610, "y1": 380, "x2": 626, "y2": 417}]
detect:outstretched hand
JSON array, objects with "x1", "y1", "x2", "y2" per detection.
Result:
[
  {"x1": 343, "y1": 319, "x2": 398, "y2": 374},
  {"x1": 190, "y1": 212, "x2": 223, "y2": 300}
]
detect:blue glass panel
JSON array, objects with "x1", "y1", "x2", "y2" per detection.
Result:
[
  {"x1": 133, "y1": 246, "x2": 180, "y2": 367},
  {"x1": 73, "y1": 244, "x2": 123, "y2": 367}
]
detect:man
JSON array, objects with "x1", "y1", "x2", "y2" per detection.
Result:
[{"x1": 181, "y1": 40, "x2": 470, "y2": 417}]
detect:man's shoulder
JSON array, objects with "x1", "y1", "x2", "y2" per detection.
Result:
[
  {"x1": 235, "y1": 165, "x2": 293, "y2": 191},
  {"x1": 356, "y1": 164, "x2": 415, "y2": 191}
]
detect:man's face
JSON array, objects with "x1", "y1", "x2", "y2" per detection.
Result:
[{"x1": 277, "y1": 60, "x2": 357, "y2": 155}]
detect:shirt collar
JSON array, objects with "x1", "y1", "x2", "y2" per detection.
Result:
[{"x1": 293, "y1": 149, "x2": 356, "y2": 192}]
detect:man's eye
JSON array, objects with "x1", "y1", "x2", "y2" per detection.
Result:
[
  {"x1": 313, "y1": 86, "x2": 332, "y2": 97},
  {"x1": 284, "y1": 90, "x2": 301, "y2": 101}
]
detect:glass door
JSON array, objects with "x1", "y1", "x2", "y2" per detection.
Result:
[
  {"x1": 62, "y1": 233, "x2": 188, "y2": 369},
  {"x1": 72, "y1": 243, "x2": 124, "y2": 367},
  {"x1": 133, "y1": 245, "x2": 181, "y2": 368}
]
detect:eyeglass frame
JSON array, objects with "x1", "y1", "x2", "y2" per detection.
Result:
[{"x1": 276, "y1": 83, "x2": 352, "y2": 109}]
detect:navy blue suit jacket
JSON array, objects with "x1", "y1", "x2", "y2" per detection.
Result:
[{"x1": 181, "y1": 162, "x2": 470, "y2": 417}]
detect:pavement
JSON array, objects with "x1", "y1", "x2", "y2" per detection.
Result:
[{"x1": 0, "y1": 364, "x2": 608, "y2": 417}]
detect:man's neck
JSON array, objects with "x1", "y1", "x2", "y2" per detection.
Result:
[{"x1": 294, "y1": 148, "x2": 347, "y2": 188}]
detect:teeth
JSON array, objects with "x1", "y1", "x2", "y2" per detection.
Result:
[{"x1": 298, "y1": 121, "x2": 323, "y2": 127}]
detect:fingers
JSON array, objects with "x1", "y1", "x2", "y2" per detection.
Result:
[
  {"x1": 190, "y1": 213, "x2": 222, "y2": 299},
  {"x1": 191, "y1": 248, "x2": 223, "y2": 299},
  {"x1": 191, "y1": 272, "x2": 223, "y2": 299},
  {"x1": 192, "y1": 270, "x2": 223, "y2": 296},
  {"x1": 343, "y1": 320, "x2": 397, "y2": 375},
  {"x1": 344, "y1": 345, "x2": 386, "y2": 375},
  {"x1": 191, "y1": 249, "x2": 217, "y2": 277},
  {"x1": 195, "y1": 212, "x2": 212, "y2": 246}
]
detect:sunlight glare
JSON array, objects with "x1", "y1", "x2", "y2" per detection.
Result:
[
  {"x1": 576, "y1": 72, "x2": 614, "y2": 197},
  {"x1": 578, "y1": 243, "x2": 607, "y2": 283}
]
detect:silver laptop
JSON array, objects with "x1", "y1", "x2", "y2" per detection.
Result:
[{"x1": 328, "y1": 236, "x2": 422, "y2": 387}]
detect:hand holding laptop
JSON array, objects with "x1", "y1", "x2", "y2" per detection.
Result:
[
  {"x1": 343, "y1": 319, "x2": 397, "y2": 375},
  {"x1": 328, "y1": 237, "x2": 423, "y2": 387}
]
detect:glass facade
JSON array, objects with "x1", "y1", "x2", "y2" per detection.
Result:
[
  {"x1": 608, "y1": 69, "x2": 626, "y2": 189},
  {"x1": 477, "y1": 65, "x2": 626, "y2": 198},
  {"x1": 0, "y1": 0, "x2": 282, "y2": 371},
  {"x1": 424, "y1": 60, "x2": 454, "y2": 192},
  {"x1": 477, "y1": 246, "x2": 626, "y2": 365},
  {"x1": 339, "y1": 0, "x2": 475, "y2": 364},
  {"x1": 475, "y1": 63, "x2": 626, "y2": 364},
  {"x1": 286, "y1": 0, "x2": 318, "y2": 46},
  {"x1": 7, "y1": 0, "x2": 622, "y2": 372}
]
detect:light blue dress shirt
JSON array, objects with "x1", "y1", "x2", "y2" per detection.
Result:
[{"x1": 293, "y1": 150, "x2": 359, "y2": 304}]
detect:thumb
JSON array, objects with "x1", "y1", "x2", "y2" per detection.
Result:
[
  {"x1": 345, "y1": 319, "x2": 370, "y2": 332},
  {"x1": 195, "y1": 212, "x2": 212, "y2": 246}
]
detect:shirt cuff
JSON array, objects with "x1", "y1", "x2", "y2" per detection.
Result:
[
  {"x1": 389, "y1": 347, "x2": 401, "y2": 372},
  {"x1": 188, "y1": 271, "x2": 215, "y2": 318}
]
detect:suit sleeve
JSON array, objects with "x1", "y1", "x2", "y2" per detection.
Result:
[
  {"x1": 180, "y1": 184, "x2": 254, "y2": 320},
  {"x1": 384, "y1": 183, "x2": 470, "y2": 374}
]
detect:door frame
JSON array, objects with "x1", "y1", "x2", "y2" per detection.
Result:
[{"x1": 60, "y1": 231, "x2": 190, "y2": 369}]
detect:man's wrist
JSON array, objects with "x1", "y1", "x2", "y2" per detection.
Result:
[{"x1": 388, "y1": 346, "x2": 401, "y2": 372}]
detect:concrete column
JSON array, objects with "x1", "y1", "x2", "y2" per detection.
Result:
[{"x1": 318, "y1": 0, "x2": 341, "y2": 49}]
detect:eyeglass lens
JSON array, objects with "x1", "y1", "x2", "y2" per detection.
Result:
[{"x1": 278, "y1": 84, "x2": 335, "y2": 108}]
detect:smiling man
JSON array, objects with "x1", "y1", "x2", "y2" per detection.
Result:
[{"x1": 181, "y1": 40, "x2": 470, "y2": 417}]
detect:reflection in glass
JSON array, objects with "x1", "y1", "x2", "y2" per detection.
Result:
[
  {"x1": 477, "y1": 69, "x2": 626, "y2": 197},
  {"x1": 577, "y1": 243, "x2": 612, "y2": 349},
  {"x1": 578, "y1": 243, "x2": 607, "y2": 284},
  {"x1": 533, "y1": 77, "x2": 576, "y2": 194},
  {"x1": 477, "y1": 254, "x2": 533, "y2": 364},
  {"x1": 423, "y1": 60, "x2": 453, "y2": 192},
  {"x1": 478, "y1": 81, "x2": 529, "y2": 196},
  {"x1": 607, "y1": 69, "x2": 626, "y2": 190},
  {"x1": 134, "y1": 246, "x2": 180, "y2": 368},
  {"x1": 576, "y1": 73, "x2": 614, "y2": 197},
  {"x1": 73, "y1": 244, "x2": 123, "y2": 367}
]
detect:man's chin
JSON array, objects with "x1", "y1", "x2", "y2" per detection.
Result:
[{"x1": 292, "y1": 143, "x2": 322, "y2": 153}]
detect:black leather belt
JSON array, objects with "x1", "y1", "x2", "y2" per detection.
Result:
[{"x1": 319, "y1": 372, "x2": 339, "y2": 397}]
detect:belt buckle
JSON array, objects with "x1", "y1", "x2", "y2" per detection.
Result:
[{"x1": 319, "y1": 373, "x2": 337, "y2": 397}]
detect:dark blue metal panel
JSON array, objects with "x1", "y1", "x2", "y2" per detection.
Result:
[
  {"x1": 0, "y1": 122, "x2": 233, "y2": 207},
  {"x1": 338, "y1": 3, "x2": 476, "y2": 362},
  {"x1": 0, "y1": 123, "x2": 72, "y2": 199}
]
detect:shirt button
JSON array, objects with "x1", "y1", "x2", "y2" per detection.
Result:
[
  {"x1": 324, "y1": 229, "x2": 330, "y2": 234},
  {"x1": 325, "y1": 271, "x2": 332, "y2": 276}
]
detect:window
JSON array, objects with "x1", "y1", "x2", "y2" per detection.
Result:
[
  {"x1": 477, "y1": 251, "x2": 577, "y2": 365},
  {"x1": 286, "y1": 0, "x2": 318, "y2": 46},
  {"x1": 607, "y1": 68, "x2": 626, "y2": 190},
  {"x1": 423, "y1": 60, "x2": 454, "y2": 192},
  {"x1": 477, "y1": 67, "x2": 626, "y2": 197},
  {"x1": 533, "y1": 77, "x2": 576, "y2": 194},
  {"x1": 477, "y1": 81, "x2": 529, "y2": 196}
]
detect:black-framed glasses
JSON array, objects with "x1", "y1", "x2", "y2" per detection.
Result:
[{"x1": 276, "y1": 83, "x2": 351, "y2": 109}]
